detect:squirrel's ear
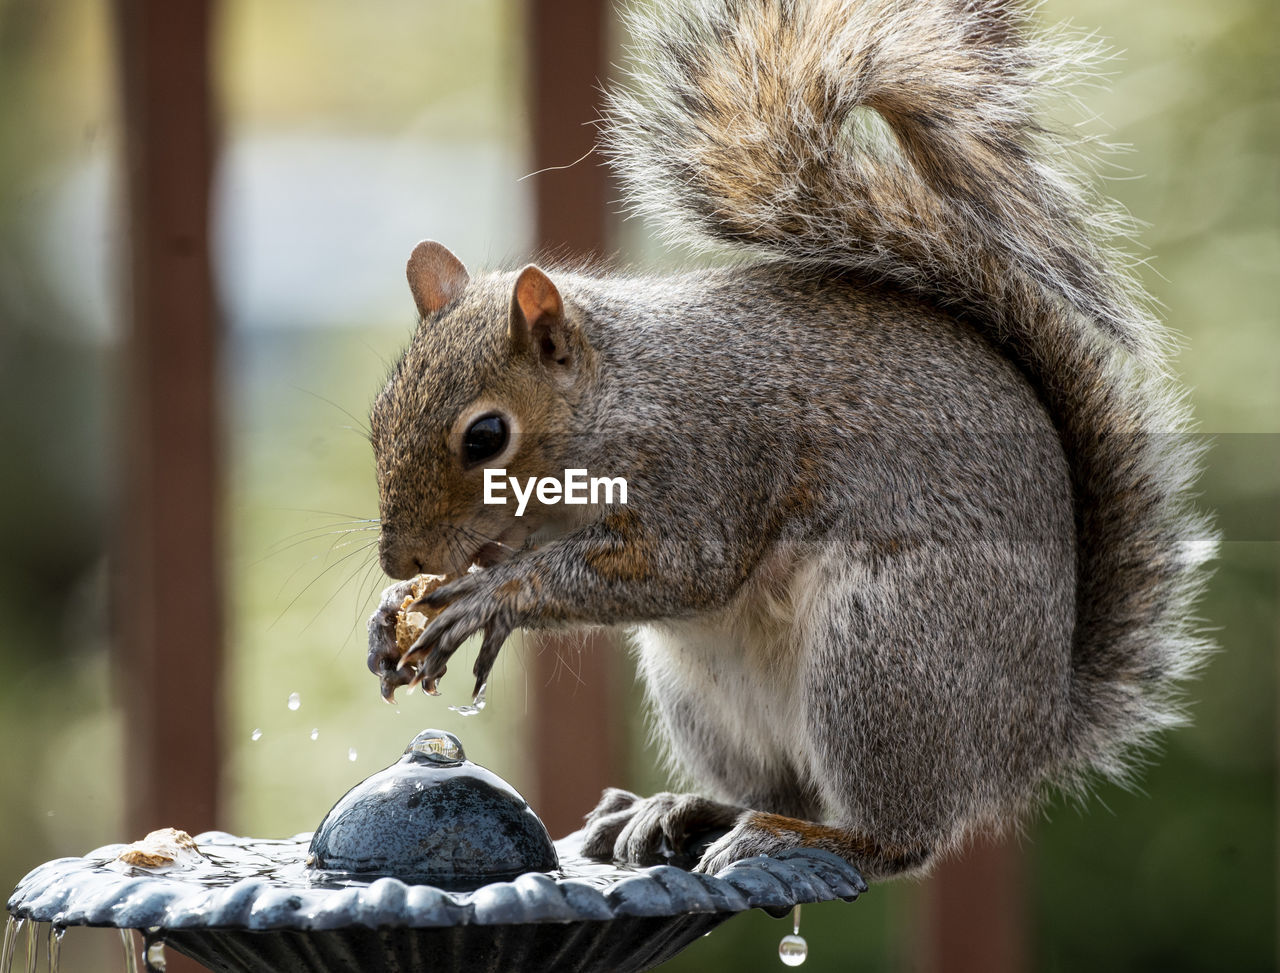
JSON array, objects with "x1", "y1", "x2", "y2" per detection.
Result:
[
  {"x1": 509, "y1": 265, "x2": 575, "y2": 370},
  {"x1": 407, "y1": 240, "x2": 469, "y2": 318}
]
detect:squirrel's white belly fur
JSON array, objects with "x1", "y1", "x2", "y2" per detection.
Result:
[{"x1": 632, "y1": 544, "x2": 825, "y2": 807}]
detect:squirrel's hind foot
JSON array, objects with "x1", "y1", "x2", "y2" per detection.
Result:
[
  {"x1": 696, "y1": 812, "x2": 933, "y2": 880},
  {"x1": 580, "y1": 789, "x2": 742, "y2": 868},
  {"x1": 581, "y1": 789, "x2": 932, "y2": 879}
]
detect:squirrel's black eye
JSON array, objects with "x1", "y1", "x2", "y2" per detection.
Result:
[{"x1": 462, "y1": 414, "x2": 509, "y2": 466}]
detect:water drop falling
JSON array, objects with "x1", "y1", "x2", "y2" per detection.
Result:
[
  {"x1": 779, "y1": 905, "x2": 807, "y2": 966},
  {"x1": 448, "y1": 682, "x2": 487, "y2": 717},
  {"x1": 309, "y1": 728, "x2": 319, "y2": 741},
  {"x1": 287, "y1": 692, "x2": 301, "y2": 712},
  {"x1": 2, "y1": 917, "x2": 21, "y2": 972},
  {"x1": 347, "y1": 747, "x2": 358, "y2": 762},
  {"x1": 142, "y1": 933, "x2": 166, "y2": 972},
  {"x1": 778, "y1": 934, "x2": 808, "y2": 966},
  {"x1": 47, "y1": 926, "x2": 63, "y2": 973},
  {"x1": 250, "y1": 728, "x2": 263, "y2": 742},
  {"x1": 120, "y1": 929, "x2": 138, "y2": 973}
]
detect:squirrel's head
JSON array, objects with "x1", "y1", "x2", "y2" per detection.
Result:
[{"x1": 370, "y1": 241, "x2": 595, "y2": 579}]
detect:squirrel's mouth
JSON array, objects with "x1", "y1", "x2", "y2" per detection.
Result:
[
  {"x1": 467, "y1": 525, "x2": 527, "y2": 571},
  {"x1": 472, "y1": 541, "x2": 508, "y2": 569}
]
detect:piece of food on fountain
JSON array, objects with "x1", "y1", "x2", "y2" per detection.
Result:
[
  {"x1": 112, "y1": 828, "x2": 204, "y2": 869},
  {"x1": 394, "y1": 574, "x2": 450, "y2": 654}
]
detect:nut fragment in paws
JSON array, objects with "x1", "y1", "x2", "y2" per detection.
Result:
[{"x1": 395, "y1": 574, "x2": 451, "y2": 653}]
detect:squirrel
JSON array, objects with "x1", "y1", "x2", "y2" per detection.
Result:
[{"x1": 364, "y1": 0, "x2": 1214, "y2": 880}]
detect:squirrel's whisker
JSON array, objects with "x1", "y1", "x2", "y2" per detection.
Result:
[{"x1": 269, "y1": 539, "x2": 379, "y2": 632}]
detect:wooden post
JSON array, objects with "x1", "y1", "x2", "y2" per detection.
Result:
[
  {"x1": 918, "y1": 834, "x2": 1029, "y2": 973},
  {"x1": 526, "y1": 0, "x2": 610, "y2": 259},
  {"x1": 524, "y1": 0, "x2": 624, "y2": 837},
  {"x1": 110, "y1": 0, "x2": 223, "y2": 853}
]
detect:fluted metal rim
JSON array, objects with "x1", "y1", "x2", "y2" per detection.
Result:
[{"x1": 7, "y1": 831, "x2": 864, "y2": 932}]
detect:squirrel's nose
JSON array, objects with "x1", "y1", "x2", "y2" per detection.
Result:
[
  {"x1": 380, "y1": 551, "x2": 423, "y2": 580},
  {"x1": 378, "y1": 533, "x2": 424, "y2": 580}
]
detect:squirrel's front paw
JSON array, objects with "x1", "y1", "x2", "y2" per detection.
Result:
[
  {"x1": 367, "y1": 577, "x2": 422, "y2": 701},
  {"x1": 396, "y1": 571, "x2": 518, "y2": 699},
  {"x1": 580, "y1": 790, "x2": 743, "y2": 867}
]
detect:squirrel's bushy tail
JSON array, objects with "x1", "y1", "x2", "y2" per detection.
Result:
[{"x1": 603, "y1": 0, "x2": 1215, "y2": 785}]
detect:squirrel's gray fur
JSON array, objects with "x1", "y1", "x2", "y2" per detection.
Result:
[{"x1": 366, "y1": 0, "x2": 1215, "y2": 879}]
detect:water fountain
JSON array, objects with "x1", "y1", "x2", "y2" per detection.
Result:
[{"x1": 6, "y1": 730, "x2": 865, "y2": 972}]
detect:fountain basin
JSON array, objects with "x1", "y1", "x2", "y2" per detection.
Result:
[
  {"x1": 6, "y1": 729, "x2": 865, "y2": 972},
  {"x1": 8, "y1": 832, "x2": 864, "y2": 972}
]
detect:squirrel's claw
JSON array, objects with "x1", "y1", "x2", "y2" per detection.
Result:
[
  {"x1": 406, "y1": 663, "x2": 445, "y2": 696},
  {"x1": 401, "y1": 608, "x2": 478, "y2": 691},
  {"x1": 377, "y1": 660, "x2": 413, "y2": 703},
  {"x1": 471, "y1": 624, "x2": 505, "y2": 697},
  {"x1": 419, "y1": 572, "x2": 481, "y2": 609}
]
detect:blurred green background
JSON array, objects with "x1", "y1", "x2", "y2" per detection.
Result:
[{"x1": 0, "y1": 0, "x2": 1275, "y2": 970}]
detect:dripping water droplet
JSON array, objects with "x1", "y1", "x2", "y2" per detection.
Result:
[
  {"x1": 287, "y1": 692, "x2": 301, "y2": 711},
  {"x1": 778, "y1": 934, "x2": 807, "y2": 966},
  {"x1": 47, "y1": 926, "x2": 64, "y2": 973},
  {"x1": 448, "y1": 682, "x2": 487, "y2": 717},
  {"x1": 142, "y1": 933, "x2": 166, "y2": 972},
  {"x1": 347, "y1": 747, "x2": 358, "y2": 762},
  {"x1": 309, "y1": 728, "x2": 319, "y2": 741},
  {"x1": 120, "y1": 929, "x2": 138, "y2": 973},
  {"x1": 250, "y1": 728, "x2": 263, "y2": 742},
  {"x1": 779, "y1": 905, "x2": 806, "y2": 966}
]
